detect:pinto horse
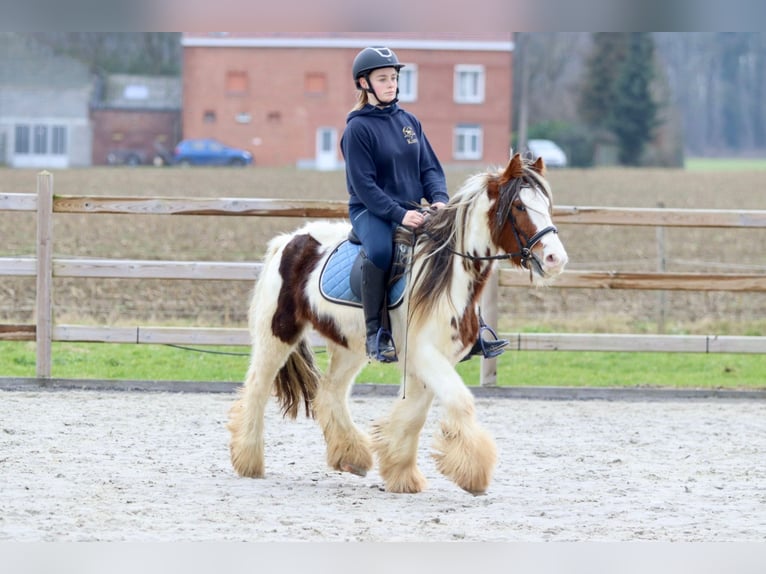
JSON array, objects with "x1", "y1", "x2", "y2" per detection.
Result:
[{"x1": 228, "y1": 153, "x2": 568, "y2": 494}]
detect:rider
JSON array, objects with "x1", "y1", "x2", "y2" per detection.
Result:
[{"x1": 340, "y1": 46, "x2": 507, "y2": 363}]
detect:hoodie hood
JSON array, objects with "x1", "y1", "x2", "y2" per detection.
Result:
[{"x1": 346, "y1": 103, "x2": 400, "y2": 123}]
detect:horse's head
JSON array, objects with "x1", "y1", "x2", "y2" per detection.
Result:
[{"x1": 490, "y1": 153, "x2": 568, "y2": 280}]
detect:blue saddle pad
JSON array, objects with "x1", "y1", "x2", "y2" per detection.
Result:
[{"x1": 319, "y1": 240, "x2": 406, "y2": 308}]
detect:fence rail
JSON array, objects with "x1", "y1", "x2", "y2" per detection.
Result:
[{"x1": 1, "y1": 172, "x2": 765, "y2": 384}]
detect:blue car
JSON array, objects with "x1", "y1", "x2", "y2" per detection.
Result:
[{"x1": 173, "y1": 138, "x2": 253, "y2": 166}]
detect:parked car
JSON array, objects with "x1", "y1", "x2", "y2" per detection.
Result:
[
  {"x1": 526, "y1": 139, "x2": 568, "y2": 168},
  {"x1": 106, "y1": 148, "x2": 148, "y2": 166},
  {"x1": 172, "y1": 138, "x2": 253, "y2": 167}
]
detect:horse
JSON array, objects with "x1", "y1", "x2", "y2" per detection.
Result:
[{"x1": 227, "y1": 153, "x2": 568, "y2": 494}]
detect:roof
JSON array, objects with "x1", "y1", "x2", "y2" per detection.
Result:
[{"x1": 182, "y1": 32, "x2": 514, "y2": 52}]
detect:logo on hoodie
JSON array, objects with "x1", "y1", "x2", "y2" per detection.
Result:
[{"x1": 402, "y1": 126, "x2": 418, "y2": 144}]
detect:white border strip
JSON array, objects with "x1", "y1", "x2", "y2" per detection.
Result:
[{"x1": 182, "y1": 36, "x2": 514, "y2": 52}]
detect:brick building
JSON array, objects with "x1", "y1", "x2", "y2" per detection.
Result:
[
  {"x1": 90, "y1": 74, "x2": 181, "y2": 165},
  {"x1": 181, "y1": 33, "x2": 514, "y2": 169}
]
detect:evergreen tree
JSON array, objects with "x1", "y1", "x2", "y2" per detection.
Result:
[
  {"x1": 579, "y1": 33, "x2": 661, "y2": 165},
  {"x1": 578, "y1": 33, "x2": 629, "y2": 130},
  {"x1": 609, "y1": 33, "x2": 660, "y2": 165}
]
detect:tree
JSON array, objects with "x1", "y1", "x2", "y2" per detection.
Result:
[
  {"x1": 578, "y1": 33, "x2": 661, "y2": 165},
  {"x1": 29, "y1": 33, "x2": 181, "y2": 75},
  {"x1": 609, "y1": 33, "x2": 660, "y2": 165},
  {"x1": 578, "y1": 33, "x2": 628, "y2": 131}
]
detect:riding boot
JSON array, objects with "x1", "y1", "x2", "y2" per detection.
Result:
[{"x1": 361, "y1": 257, "x2": 398, "y2": 363}]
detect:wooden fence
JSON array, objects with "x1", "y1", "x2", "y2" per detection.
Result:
[{"x1": 2, "y1": 171, "x2": 766, "y2": 385}]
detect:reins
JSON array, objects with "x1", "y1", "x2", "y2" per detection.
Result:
[{"x1": 417, "y1": 219, "x2": 558, "y2": 270}]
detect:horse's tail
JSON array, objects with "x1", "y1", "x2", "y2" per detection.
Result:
[{"x1": 274, "y1": 337, "x2": 320, "y2": 420}]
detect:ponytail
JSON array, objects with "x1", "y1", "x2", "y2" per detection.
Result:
[{"x1": 350, "y1": 89, "x2": 369, "y2": 113}]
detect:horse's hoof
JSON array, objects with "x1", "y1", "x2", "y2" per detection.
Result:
[{"x1": 340, "y1": 462, "x2": 368, "y2": 477}]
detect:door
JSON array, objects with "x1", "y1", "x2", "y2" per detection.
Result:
[{"x1": 315, "y1": 127, "x2": 337, "y2": 171}]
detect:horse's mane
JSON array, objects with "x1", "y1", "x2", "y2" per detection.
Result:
[{"x1": 407, "y1": 157, "x2": 552, "y2": 321}]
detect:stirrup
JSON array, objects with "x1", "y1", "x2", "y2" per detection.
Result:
[
  {"x1": 367, "y1": 328, "x2": 398, "y2": 363},
  {"x1": 460, "y1": 322, "x2": 509, "y2": 362},
  {"x1": 478, "y1": 323, "x2": 509, "y2": 358}
]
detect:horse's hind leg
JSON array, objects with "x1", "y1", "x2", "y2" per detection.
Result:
[
  {"x1": 228, "y1": 337, "x2": 293, "y2": 478},
  {"x1": 371, "y1": 374, "x2": 434, "y2": 493},
  {"x1": 312, "y1": 343, "x2": 373, "y2": 477}
]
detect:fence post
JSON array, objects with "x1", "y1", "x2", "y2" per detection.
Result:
[
  {"x1": 36, "y1": 171, "x2": 54, "y2": 378},
  {"x1": 480, "y1": 270, "x2": 499, "y2": 387},
  {"x1": 656, "y1": 201, "x2": 667, "y2": 333}
]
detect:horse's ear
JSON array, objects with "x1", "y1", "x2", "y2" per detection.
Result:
[
  {"x1": 531, "y1": 156, "x2": 547, "y2": 176},
  {"x1": 502, "y1": 153, "x2": 525, "y2": 181}
]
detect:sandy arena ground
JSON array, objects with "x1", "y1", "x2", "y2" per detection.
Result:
[{"x1": 1, "y1": 389, "x2": 764, "y2": 542}]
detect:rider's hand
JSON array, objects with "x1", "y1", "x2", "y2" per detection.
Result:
[
  {"x1": 431, "y1": 202, "x2": 446, "y2": 211},
  {"x1": 402, "y1": 210, "x2": 426, "y2": 228}
]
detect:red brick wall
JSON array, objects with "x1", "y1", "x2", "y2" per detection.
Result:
[
  {"x1": 182, "y1": 45, "x2": 512, "y2": 168},
  {"x1": 91, "y1": 109, "x2": 181, "y2": 165}
]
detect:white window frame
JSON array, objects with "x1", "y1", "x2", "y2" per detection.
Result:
[
  {"x1": 397, "y1": 64, "x2": 418, "y2": 103},
  {"x1": 14, "y1": 123, "x2": 67, "y2": 157},
  {"x1": 453, "y1": 65, "x2": 485, "y2": 104},
  {"x1": 11, "y1": 122, "x2": 69, "y2": 168},
  {"x1": 453, "y1": 124, "x2": 483, "y2": 160}
]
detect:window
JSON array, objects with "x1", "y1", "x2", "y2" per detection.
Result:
[
  {"x1": 305, "y1": 72, "x2": 327, "y2": 94},
  {"x1": 51, "y1": 126, "x2": 67, "y2": 155},
  {"x1": 319, "y1": 129, "x2": 333, "y2": 152},
  {"x1": 124, "y1": 84, "x2": 149, "y2": 100},
  {"x1": 398, "y1": 65, "x2": 417, "y2": 102},
  {"x1": 33, "y1": 125, "x2": 48, "y2": 154},
  {"x1": 454, "y1": 125, "x2": 483, "y2": 160},
  {"x1": 226, "y1": 71, "x2": 248, "y2": 94},
  {"x1": 14, "y1": 123, "x2": 67, "y2": 158},
  {"x1": 14, "y1": 125, "x2": 30, "y2": 154},
  {"x1": 454, "y1": 65, "x2": 485, "y2": 103}
]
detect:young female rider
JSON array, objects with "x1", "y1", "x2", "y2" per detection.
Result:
[{"x1": 340, "y1": 46, "x2": 507, "y2": 363}]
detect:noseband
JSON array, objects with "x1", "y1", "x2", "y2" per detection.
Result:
[{"x1": 509, "y1": 219, "x2": 558, "y2": 272}]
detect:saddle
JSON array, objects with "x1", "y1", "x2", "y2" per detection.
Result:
[{"x1": 319, "y1": 227, "x2": 413, "y2": 309}]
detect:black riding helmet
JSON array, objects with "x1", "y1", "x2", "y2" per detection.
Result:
[{"x1": 352, "y1": 46, "x2": 404, "y2": 104}]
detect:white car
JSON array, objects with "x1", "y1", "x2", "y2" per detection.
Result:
[{"x1": 526, "y1": 139, "x2": 568, "y2": 168}]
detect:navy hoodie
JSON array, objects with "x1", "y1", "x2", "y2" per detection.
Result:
[{"x1": 341, "y1": 103, "x2": 449, "y2": 224}]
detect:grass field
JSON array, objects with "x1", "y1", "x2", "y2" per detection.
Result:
[
  {"x1": 1, "y1": 164, "x2": 765, "y2": 387},
  {"x1": 685, "y1": 157, "x2": 766, "y2": 171},
  {"x1": 1, "y1": 341, "x2": 764, "y2": 389}
]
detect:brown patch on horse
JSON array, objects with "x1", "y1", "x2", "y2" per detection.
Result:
[
  {"x1": 456, "y1": 306, "x2": 480, "y2": 350},
  {"x1": 273, "y1": 234, "x2": 321, "y2": 343},
  {"x1": 312, "y1": 314, "x2": 347, "y2": 347},
  {"x1": 274, "y1": 233, "x2": 347, "y2": 347},
  {"x1": 488, "y1": 156, "x2": 548, "y2": 266},
  {"x1": 454, "y1": 262, "x2": 494, "y2": 349}
]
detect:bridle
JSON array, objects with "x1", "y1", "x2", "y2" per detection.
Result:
[{"x1": 418, "y1": 187, "x2": 558, "y2": 276}]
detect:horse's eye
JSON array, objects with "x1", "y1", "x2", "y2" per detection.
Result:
[{"x1": 514, "y1": 202, "x2": 526, "y2": 212}]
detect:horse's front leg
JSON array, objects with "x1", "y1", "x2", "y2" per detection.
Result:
[
  {"x1": 313, "y1": 343, "x2": 373, "y2": 476},
  {"x1": 371, "y1": 374, "x2": 434, "y2": 493},
  {"x1": 414, "y1": 349, "x2": 497, "y2": 495}
]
